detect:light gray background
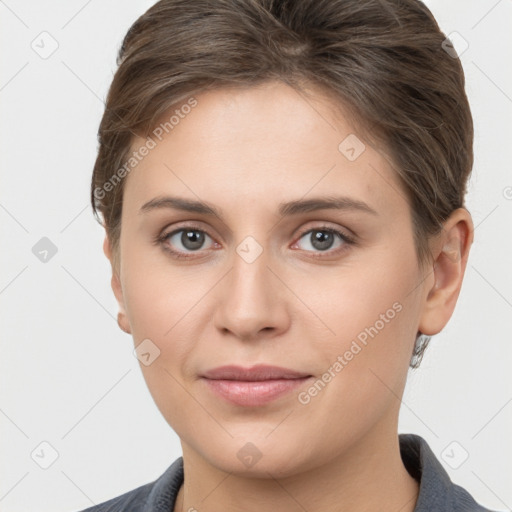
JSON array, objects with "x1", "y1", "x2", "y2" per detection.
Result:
[{"x1": 1, "y1": 1, "x2": 511, "y2": 511}]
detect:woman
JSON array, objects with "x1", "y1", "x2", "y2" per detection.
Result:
[{"x1": 81, "y1": 0, "x2": 497, "y2": 510}]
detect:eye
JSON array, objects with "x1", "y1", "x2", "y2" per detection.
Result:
[
  {"x1": 157, "y1": 226, "x2": 217, "y2": 258},
  {"x1": 292, "y1": 227, "x2": 355, "y2": 255},
  {"x1": 155, "y1": 224, "x2": 355, "y2": 260}
]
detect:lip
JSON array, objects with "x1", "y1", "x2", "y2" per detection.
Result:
[
  {"x1": 201, "y1": 365, "x2": 313, "y2": 407},
  {"x1": 201, "y1": 364, "x2": 312, "y2": 381}
]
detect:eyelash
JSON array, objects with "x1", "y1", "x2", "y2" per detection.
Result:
[{"x1": 154, "y1": 224, "x2": 356, "y2": 260}]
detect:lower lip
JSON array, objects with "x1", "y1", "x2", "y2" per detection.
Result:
[{"x1": 202, "y1": 377, "x2": 312, "y2": 407}]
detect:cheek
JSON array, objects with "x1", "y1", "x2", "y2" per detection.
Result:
[
  {"x1": 302, "y1": 257, "x2": 416, "y2": 337},
  {"x1": 121, "y1": 248, "x2": 205, "y2": 338},
  {"x1": 300, "y1": 247, "x2": 421, "y2": 381},
  {"x1": 121, "y1": 263, "x2": 203, "y2": 430},
  {"x1": 295, "y1": 282, "x2": 417, "y2": 454},
  {"x1": 121, "y1": 252, "x2": 219, "y2": 388}
]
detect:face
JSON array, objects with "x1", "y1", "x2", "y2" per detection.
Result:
[{"x1": 110, "y1": 80, "x2": 434, "y2": 477}]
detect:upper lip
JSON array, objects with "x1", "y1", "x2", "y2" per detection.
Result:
[{"x1": 201, "y1": 364, "x2": 312, "y2": 381}]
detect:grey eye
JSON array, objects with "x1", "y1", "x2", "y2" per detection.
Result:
[
  {"x1": 297, "y1": 229, "x2": 344, "y2": 252},
  {"x1": 167, "y1": 229, "x2": 213, "y2": 252}
]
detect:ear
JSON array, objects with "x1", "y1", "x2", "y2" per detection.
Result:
[
  {"x1": 418, "y1": 208, "x2": 474, "y2": 336},
  {"x1": 103, "y1": 235, "x2": 131, "y2": 334}
]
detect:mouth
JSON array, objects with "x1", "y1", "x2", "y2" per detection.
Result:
[{"x1": 200, "y1": 364, "x2": 313, "y2": 407}]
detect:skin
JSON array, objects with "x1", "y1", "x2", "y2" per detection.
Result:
[{"x1": 103, "y1": 80, "x2": 473, "y2": 512}]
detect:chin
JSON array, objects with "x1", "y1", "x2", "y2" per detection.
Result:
[{"x1": 199, "y1": 438, "x2": 313, "y2": 479}]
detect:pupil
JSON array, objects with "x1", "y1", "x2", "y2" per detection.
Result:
[
  {"x1": 182, "y1": 230, "x2": 204, "y2": 250},
  {"x1": 312, "y1": 230, "x2": 333, "y2": 250}
]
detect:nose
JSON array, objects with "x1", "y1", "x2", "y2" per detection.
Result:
[{"x1": 213, "y1": 243, "x2": 291, "y2": 341}]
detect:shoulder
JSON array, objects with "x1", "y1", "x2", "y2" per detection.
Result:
[
  {"x1": 74, "y1": 457, "x2": 184, "y2": 512},
  {"x1": 76, "y1": 482, "x2": 153, "y2": 512},
  {"x1": 399, "y1": 434, "x2": 499, "y2": 512}
]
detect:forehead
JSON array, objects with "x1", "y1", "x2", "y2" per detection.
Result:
[{"x1": 122, "y1": 81, "x2": 409, "y2": 220}]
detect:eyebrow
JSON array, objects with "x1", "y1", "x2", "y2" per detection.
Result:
[{"x1": 139, "y1": 195, "x2": 378, "y2": 218}]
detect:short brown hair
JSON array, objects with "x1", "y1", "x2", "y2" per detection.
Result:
[{"x1": 91, "y1": 0, "x2": 474, "y2": 367}]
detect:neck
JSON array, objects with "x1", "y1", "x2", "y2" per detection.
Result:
[{"x1": 173, "y1": 426, "x2": 419, "y2": 512}]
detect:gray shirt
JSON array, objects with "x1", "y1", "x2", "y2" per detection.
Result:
[{"x1": 77, "y1": 433, "x2": 498, "y2": 511}]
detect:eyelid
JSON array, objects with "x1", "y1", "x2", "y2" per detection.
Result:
[{"x1": 158, "y1": 221, "x2": 217, "y2": 242}]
